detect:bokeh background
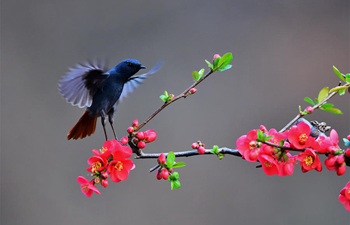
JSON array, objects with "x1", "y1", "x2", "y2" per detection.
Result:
[{"x1": 1, "y1": 0, "x2": 349, "y2": 224}]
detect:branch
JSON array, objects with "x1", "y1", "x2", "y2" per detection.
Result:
[{"x1": 135, "y1": 70, "x2": 214, "y2": 131}]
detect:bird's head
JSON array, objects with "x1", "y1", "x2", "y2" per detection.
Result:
[{"x1": 111, "y1": 59, "x2": 146, "y2": 78}]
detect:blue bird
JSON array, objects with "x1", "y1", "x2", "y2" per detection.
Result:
[{"x1": 59, "y1": 59, "x2": 161, "y2": 140}]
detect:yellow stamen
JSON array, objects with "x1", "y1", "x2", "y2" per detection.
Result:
[
  {"x1": 304, "y1": 156, "x2": 314, "y2": 166},
  {"x1": 299, "y1": 134, "x2": 308, "y2": 145},
  {"x1": 92, "y1": 161, "x2": 102, "y2": 172},
  {"x1": 115, "y1": 161, "x2": 123, "y2": 171},
  {"x1": 100, "y1": 147, "x2": 108, "y2": 154},
  {"x1": 264, "y1": 161, "x2": 272, "y2": 167},
  {"x1": 82, "y1": 185, "x2": 89, "y2": 191}
]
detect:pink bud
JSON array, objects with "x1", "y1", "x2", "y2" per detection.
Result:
[
  {"x1": 169, "y1": 94, "x2": 175, "y2": 100},
  {"x1": 305, "y1": 106, "x2": 314, "y2": 113},
  {"x1": 144, "y1": 130, "x2": 157, "y2": 143},
  {"x1": 94, "y1": 177, "x2": 100, "y2": 184},
  {"x1": 101, "y1": 171, "x2": 109, "y2": 179},
  {"x1": 120, "y1": 136, "x2": 128, "y2": 145},
  {"x1": 133, "y1": 138, "x2": 138, "y2": 144},
  {"x1": 347, "y1": 135, "x2": 350, "y2": 141},
  {"x1": 127, "y1": 127, "x2": 134, "y2": 133},
  {"x1": 189, "y1": 88, "x2": 197, "y2": 94},
  {"x1": 135, "y1": 131, "x2": 145, "y2": 140},
  {"x1": 156, "y1": 170, "x2": 162, "y2": 180},
  {"x1": 337, "y1": 164, "x2": 346, "y2": 176},
  {"x1": 158, "y1": 153, "x2": 166, "y2": 165},
  {"x1": 132, "y1": 119, "x2": 139, "y2": 128},
  {"x1": 137, "y1": 141, "x2": 146, "y2": 149},
  {"x1": 325, "y1": 155, "x2": 336, "y2": 167},
  {"x1": 345, "y1": 149, "x2": 350, "y2": 157},
  {"x1": 198, "y1": 146, "x2": 205, "y2": 154},
  {"x1": 259, "y1": 125, "x2": 268, "y2": 133},
  {"x1": 336, "y1": 155, "x2": 345, "y2": 164},
  {"x1": 191, "y1": 142, "x2": 199, "y2": 149},
  {"x1": 101, "y1": 179, "x2": 109, "y2": 188},
  {"x1": 213, "y1": 54, "x2": 221, "y2": 62},
  {"x1": 161, "y1": 168, "x2": 169, "y2": 180}
]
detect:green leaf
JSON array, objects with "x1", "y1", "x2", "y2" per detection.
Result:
[
  {"x1": 298, "y1": 105, "x2": 302, "y2": 113},
  {"x1": 172, "y1": 180, "x2": 181, "y2": 189},
  {"x1": 339, "y1": 88, "x2": 346, "y2": 96},
  {"x1": 265, "y1": 136, "x2": 273, "y2": 141},
  {"x1": 321, "y1": 107, "x2": 343, "y2": 114},
  {"x1": 192, "y1": 71, "x2": 200, "y2": 81},
  {"x1": 213, "y1": 145, "x2": 219, "y2": 154},
  {"x1": 218, "y1": 64, "x2": 232, "y2": 72},
  {"x1": 205, "y1": 60, "x2": 213, "y2": 70},
  {"x1": 213, "y1": 56, "x2": 221, "y2": 68},
  {"x1": 329, "y1": 86, "x2": 349, "y2": 93},
  {"x1": 257, "y1": 130, "x2": 263, "y2": 141},
  {"x1": 172, "y1": 171, "x2": 179, "y2": 180},
  {"x1": 217, "y1": 52, "x2": 233, "y2": 70},
  {"x1": 198, "y1": 68, "x2": 205, "y2": 79},
  {"x1": 218, "y1": 153, "x2": 224, "y2": 160},
  {"x1": 318, "y1": 87, "x2": 329, "y2": 102},
  {"x1": 304, "y1": 97, "x2": 315, "y2": 106},
  {"x1": 346, "y1": 74, "x2": 350, "y2": 83},
  {"x1": 166, "y1": 151, "x2": 175, "y2": 166},
  {"x1": 165, "y1": 161, "x2": 173, "y2": 168},
  {"x1": 159, "y1": 95, "x2": 167, "y2": 102},
  {"x1": 172, "y1": 162, "x2": 186, "y2": 168},
  {"x1": 333, "y1": 66, "x2": 345, "y2": 82},
  {"x1": 164, "y1": 91, "x2": 168, "y2": 97},
  {"x1": 314, "y1": 98, "x2": 319, "y2": 104},
  {"x1": 171, "y1": 180, "x2": 174, "y2": 190},
  {"x1": 320, "y1": 103, "x2": 334, "y2": 109}
]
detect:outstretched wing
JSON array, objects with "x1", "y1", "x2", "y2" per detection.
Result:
[
  {"x1": 117, "y1": 61, "x2": 162, "y2": 104},
  {"x1": 59, "y1": 60, "x2": 109, "y2": 108}
]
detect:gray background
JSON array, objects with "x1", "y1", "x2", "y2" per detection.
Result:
[{"x1": 1, "y1": 0, "x2": 350, "y2": 224}]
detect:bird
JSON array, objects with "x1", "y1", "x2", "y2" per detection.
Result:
[{"x1": 59, "y1": 59, "x2": 161, "y2": 141}]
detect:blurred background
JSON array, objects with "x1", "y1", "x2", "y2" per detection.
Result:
[{"x1": 1, "y1": 0, "x2": 349, "y2": 224}]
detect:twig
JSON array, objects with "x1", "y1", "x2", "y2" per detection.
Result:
[{"x1": 135, "y1": 70, "x2": 214, "y2": 131}]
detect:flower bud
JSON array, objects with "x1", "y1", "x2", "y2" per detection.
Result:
[
  {"x1": 337, "y1": 164, "x2": 346, "y2": 176},
  {"x1": 120, "y1": 136, "x2": 128, "y2": 145},
  {"x1": 191, "y1": 142, "x2": 199, "y2": 149},
  {"x1": 305, "y1": 106, "x2": 314, "y2": 113},
  {"x1": 189, "y1": 88, "x2": 197, "y2": 94},
  {"x1": 213, "y1": 54, "x2": 221, "y2": 62},
  {"x1": 94, "y1": 177, "x2": 100, "y2": 184},
  {"x1": 344, "y1": 149, "x2": 350, "y2": 157},
  {"x1": 198, "y1": 146, "x2": 205, "y2": 154},
  {"x1": 259, "y1": 125, "x2": 268, "y2": 133},
  {"x1": 133, "y1": 138, "x2": 138, "y2": 144},
  {"x1": 337, "y1": 155, "x2": 345, "y2": 164},
  {"x1": 135, "y1": 131, "x2": 145, "y2": 140},
  {"x1": 127, "y1": 127, "x2": 134, "y2": 133},
  {"x1": 137, "y1": 141, "x2": 146, "y2": 149},
  {"x1": 132, "y1": 119, "x2": 139, "y2": 128},
  {"x1": 156, "y1": 170, "x2": 162, "y2": 180},
  {"x1": 101, "y1": 171, "x2": 109, "y2": 179},
  {"x1": 161, "y1": 168, "x2": 169, "y2": 180},
  {"x1": 169, "y1": 94, "x2": 175, "y2": 100},
  {"x1": 158, "y1": 153, "x2": 166, "y2": 165},
  {"x1": 101, "y1": 179, "x2": 109, "y2": 188},
  {"x1": 144, "y1": 130, "x2": 157, "y2": 143}
]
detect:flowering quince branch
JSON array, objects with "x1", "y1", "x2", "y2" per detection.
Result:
[{"x1": 76, "y1": 53, "x2": 350, "y2": 213}]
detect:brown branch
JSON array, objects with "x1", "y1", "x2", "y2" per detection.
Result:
[{"x1": 135, "y1": 70, "x2": 214, "y2": 131}]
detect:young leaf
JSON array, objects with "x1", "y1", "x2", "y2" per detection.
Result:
[
  {"x1": 257, "y1": 130, "x2": 263, "y2": 141},
  {"x1": 198, "y1": 68, "x2": 205, "y2": 79},
  {"x1": 304, "y1": 97, "x2": 315, "y2": 106},
  {"x1": 298, "y1": 105, "x2": 302, "y2": 113},
  {"x1": 213, "y1": 56, "x2": 221, "y2": 69},
  {"x1": 164, "y1": 91, "x2": 169, "y2": 97},
  {"x1": 217, "y1": 52, "x2": 233, "y2": 70},
  {"x1": 339, "y1": 88, "x2": 346, "y2": 96},
  {"x1": 314, "y1": 98, "x2": 319, "y2": 104},
  {"x1": 218, "y1": 153, "x2": 224, "y2": 160},
  {"x1": 205, "y1": 60, "x2": 214, "y2": 70},
  {"x1": 192, "y1": 71, "x2": 200, "y2": 81},
  {"x1": 218, "y1": 64, "x2": 232, "y2": 72},
  {"x1": 265, "y1": 136, "x2": 273, "y2": 141},
  {"x1": 172, "y1": 180, "x2": 181, "y2": 189},
  {"x1": 322, "y1": 107, "x2": 343, "y2": 114},
  {"x1": 172, "y1": 162, "x2": 186, "y2": 168},
  {"x1": 333, "y1": 66, "x2": 345, "y2": 82},
  {"x1": 318, "y1": 87, "x2": 329, "y2": 102},
  {"x1": 329, "y1": 86, "x2": 348, "y2": 93},
  {"x1": 346, "y1": 74, "x2": 350, "y2": 83},
  {"x1": 172, "y1": 171, "x2": 179, "y2": 180},
  {"x1": 160, "y1": 95, "x2": 167, "y2": 102},
  {"x1": 166, "y1": 151, "x2": 175, "y2": 166},
  {"x1": 320, "y1": 103, "x2": 334, "y2": 109}
]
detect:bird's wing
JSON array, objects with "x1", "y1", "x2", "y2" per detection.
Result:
[
  {"x1": 117, "y1": 61, "x2": 162, "y2": 104},
  {"x1": 59, "y1": 60, "x2": 109, "y2": 108}
]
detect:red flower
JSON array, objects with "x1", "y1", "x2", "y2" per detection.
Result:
[
  {"x1": 339, "y1": 181, "x2": 350, "y2": 211},
  {"x1": 325, "y1": 154, "x2": 346, "y2": 176},
  {"x1": 86, "y1": 156, "x2": 108, "y2": 173},
  {"x1": 236, "y1": 129, "x2": 260, "y2": 162},
  {"x1": 312, "y1": 136, "x2": 332, "y2": 153},
  {"x1": 144, "y1": 130, "x2": 157, "y2": 143},
  {"x1": 107, "y1": 142, "x2": 135, "y2": 183},
  {"x1": 297, "y1": 149, "x2": 322, "y2": 172},
  {"x1": 288, "y1": 122, "x2": 315, "y2": 149},
  {"x1": 258, "y1": 154, "x2": 279, "y2": 175},
  {"x1": 77, "y1": 176, "x2": 101, "y2": 197},
  {"x1": 278, "y1": 153, "x2": 297, "y2": 176},
  {"x1": 92, "y1": 139, "x2": 115, "y2": 160}
]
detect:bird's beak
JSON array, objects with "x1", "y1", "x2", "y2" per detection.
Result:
[{"x1": 140, "y1": 65, "x2": 146, "y2": 69}]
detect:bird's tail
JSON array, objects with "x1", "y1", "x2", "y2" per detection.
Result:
[{"x1": 67, "y1": 110, "x2": 97, "y2": 140}]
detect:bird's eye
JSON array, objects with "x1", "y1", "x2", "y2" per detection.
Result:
[{"x1": 127, "y1": 62, "x2": 132, "y2": 67}]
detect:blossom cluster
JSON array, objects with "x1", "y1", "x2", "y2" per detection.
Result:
[
  {"x1": 236, "y1": 121, "x2": 350, "y2": 210},
  {"x1": 77, "y1": 139, "x2": 135, "y2": 197},
  {"x1": 121, "y1": 119, "x2": 157, "y2": 149}
]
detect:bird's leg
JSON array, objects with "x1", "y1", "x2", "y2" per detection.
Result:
[
  {"x1": 108, "y1": 109, "x2": 118, "y2": 140},
  {"x1": 100, "y1": 111, "x2": 108, "y2": 141}
]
